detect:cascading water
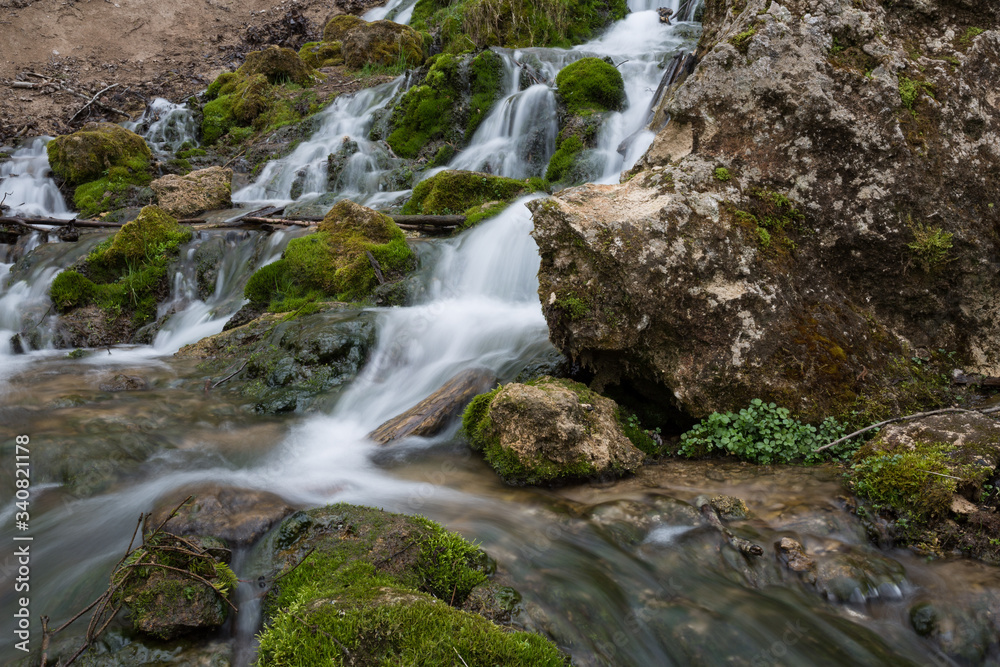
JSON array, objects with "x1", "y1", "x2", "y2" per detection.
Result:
[
  {"x1": 0, "y1": 138, "x2": 73, "y2": 218},
  {"x1": 126, "y1": 98, "x2": 201, "y2": 155},
  {"x1": 4, "y1": 4, "x2": 999, "y2": 666},
  {"x1": 363, "y1": 0, "x2": 419, "y2": 24}
]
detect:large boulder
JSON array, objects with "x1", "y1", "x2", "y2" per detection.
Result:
[
  {"x1": 150, "y1": 166, "x2": 233, "y2": 218},
  {"x1": 462, "y1": 376, "x2": 645, "y2": 484},
  {"x1": 530, "y1": 0, "x2": 1000, "y2": 423},
  {"x1": 149, "y1": 486, "x2": 296, "y2": 546}
]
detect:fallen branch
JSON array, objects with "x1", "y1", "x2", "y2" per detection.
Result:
[
  {"x1": 365, "y1": 250, "x2": 385, "y2": 284},
  {"x1": 813, "y1": 405, "x2": 1000, "y2": 453}
]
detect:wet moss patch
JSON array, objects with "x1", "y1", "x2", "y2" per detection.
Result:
[
  {"x1": 402, "y1": 169, "x2": 539, "y2": 229},
  {"x1": 258, "y1": 504, "x2": 565, "y2": 665},
  {"x1": 554, "y1": 57, "x2": 625, "y2": 116}
]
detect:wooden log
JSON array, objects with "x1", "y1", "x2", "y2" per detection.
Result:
[
  {"x1": 389, "y1": 214, "x2": 464, "y2": 227},
  {"x1": 368, "y1": 369, "x2": 497, "y2": 445}
]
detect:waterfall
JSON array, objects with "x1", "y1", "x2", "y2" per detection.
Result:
[
  {"x1": 126, "y1": 98, "x2": 201, "y2": 155},
  {"x1": 0, "y1": 138, "x2": 73, "y2": 218}
]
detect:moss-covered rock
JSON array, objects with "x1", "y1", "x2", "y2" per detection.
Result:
[
  {"x1": 47, "y1": 122, "x2": 152, "y2": 186},
  {"x1": 322, "y1": 14, "x2": 367, "y2": 42},
  {"x1": 237, "y1": 45, "x2": 318, "y2": 86},
  {"x1": 51, "y1": 206, "x2": 192, "y2": 345},
  {"x1": 462, "y1": 376, "x2": 645, "y2": 485},
  {"x1": 341, "y1": 19, "x2": 425, "y2": 70},
  {"x1": 555, "y1": 57, "x2": 625, "y2": 116},
  {"x1": 411, "y1": 0, "x2": 627, "y2": 55},
  {"x1": 299, "y1": 40, "x2": 344, "y2": 68},
  {"x1": 176, "y1": 305, "x2": 377, "y2": 414},
  {"x1": 402, "y1": 169, "x2": 537, "y2": 229},
  {"x1": 849, "y1": 412, "x2": 1000, "y2": 562},
  {"x1": 256, "y1": 504, "x2": 565, "y2": 665}
]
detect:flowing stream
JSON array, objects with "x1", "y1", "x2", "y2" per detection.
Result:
[{"x1": 2, "y1": 2, "x2": 1000, "y2": 665}]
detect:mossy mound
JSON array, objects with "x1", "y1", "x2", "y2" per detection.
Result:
[
  {"x1": 411, "y1": 0, "x2": 627, "y2": 54},
  {"x1": 237, "y1": 45, "x2": 318, "y2": 86},
  {"x1": 341, "y1": 19, "x2": 425, "y2": 70},
  {"x1": 49, "y1": 206, "x2": 192, "y2": 340},
  {"x1": 257, "y1": 504, "x2": 565, "y2": 665},
  {"x1": 555, "y1": 57, "x2": 625, "y2": 115},
  {"x1": 462, "y1": 376, "x2": 645, "y2": 485},
  {"x1": 243, "y1": 200, "x2": 414, "y2": 310},
  {"x1": 402, "y1": 169, "x2": 540, "y2": 229},
  {"x1": 201, "y1": 48, "x2": 319, "y2": 145},
  {"x1": 299, "y1": 40, "x2": 344, "y2": 68},
  {"x1": 848, "y1": 412, "x2": 1000, "y2": 561},
  {"x1": 322, "y1": 14, "x2": 367, "y2": 42},
  {"x1": 381, "y1": 51, "x2": 507, "y2": 159},
  {"x1": 47, "y1": 122, "x2": 152, "y2": 186},
  {"x1": 46, "y1": 123, "x2": 154, "y2": 217}
]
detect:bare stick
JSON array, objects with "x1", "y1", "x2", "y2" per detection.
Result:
[
  {"x1": 69, "y1": 83, "x2": 121, "y2": 122},
  {"x1": 813, "y1": 406, "x2": 1000, "y2": 453},
  {"x1": 211, "y1": 357, "x2": 250, "y2": 388},
  {"x1": 273, "y1": 547, "x2": 317, "y2": 584},
  {"x1": 365, "y1": 250, "x2": 385, "y2": 284}
]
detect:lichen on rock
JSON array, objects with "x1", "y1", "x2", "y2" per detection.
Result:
[
  {"x1": 462, "y1": 376, "x2": 645, "y2": 484},
  {"x1": 150, "y1": 166, "x2": 233, "y2": 218},
  {"x1": 531, "y1": 0, "x2": 1000, "y2": 424}
]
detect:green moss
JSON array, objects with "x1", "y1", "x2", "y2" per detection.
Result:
[
  {"x1": 412, "y1": 0, "x2": 625, "y2": 55},
  {"x1": 299, "y1": 41, "x2": 345, "y2": 69},
  {"x1": 555, "y1": 57, "x2": 625, "y2": 116},
  {"x1": 466, "y1": 50, "x2": 506, "y2": 139},
  {"x1": 553, "y1": 291, "x2": 588, "y2": 320},
  {"x1": 258, "y1": 505, "x2": 563, "y2": 666},
  {"x1": 714, "y1": 167, "x2": 731, "y2": 182},
  {"x1": 72, "y1": 165, "x2": 154, "y2": 218},
  {"x1": 47, "y1": 123, "x2": 152, "y2": 186},
  {"x1": 245, "y1": 260, "x2": 293, "y2": 305},
  {"x1": 50, "y1": 206, "x2": 192, "y2": 326},
  {"x1": 201, "y1": 94, "x2": 237, "y2": 145},
  {"x1": 323, "y1": 14, "x2": 367, "y2": 42},
  {"x1": 907, "y1": 222, "x2": 953, "y2": 272},
  {"x1": 401, "y1": 170, "x2": 531, "y2": 225},
  {"x1": 545, "y1": 134, "x2": 584, "y2": 183},
  {"x1": 237, "y1": 46, "x2": 318, "y2": 86},
  {"x1": 50, "y1": 271, "x2": 95, "y2": 312},
  {"x1": 850, "y1": 440, "x2": 956, "y2": 533},
  {"x1": 616, "y1": 408, "x2": 662, "y2": 457},
  {"x1": 341, "y1": 20, "x2": 425, "y2": 70},
  {"x1": 729, "y1": 25, "x2": 757, "y2": 55},
  {"x1": 385, "y1": 54, "x2": 462, "y2": 158},
  {"x1": 898, "y1": 75, "x2": 934, "y2": 111},
  {"x1": 958, "y1": 26, "x2": 984, "y2": 47}
]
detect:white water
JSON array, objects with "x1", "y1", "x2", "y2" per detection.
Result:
[
  {"x1": 363, "y1": 0, "x2": 418, "y2": 24},
  {"x1": 0, "y1": 138, "x2": 73, "y2": 218},
  {"x1": 126, "y1": 97, "x2": 201, "y2": 155},
  {"x1": 234, "y1": 5, "x2": 698, "y2": 212}
]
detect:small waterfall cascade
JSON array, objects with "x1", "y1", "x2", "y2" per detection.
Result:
[
  {"x1": 0, "y1": 138, "x2": 73, "y2": 218},
  {"x1": 363, "y1": 0, "x2": 419, "y2": 24},
  {"x1": 444, "y1": 57, "x2": 560, "y2": 179},
  {"x1": 0, "y1": 233, "x2": 105, "y2": 358},
  {"x1": 232, "y1": 79, "x2": 406, "y2": 210},
  {"x1": 126, "y1": 98, "x2": 201, "y2": 155},
  {"x1": 151, "y1": 228, "x2": 300, "y2": 353}
]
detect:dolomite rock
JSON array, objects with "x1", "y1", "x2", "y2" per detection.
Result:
[{"x1": 530, "y1": 0, "x2": 1000, "y2": 421}]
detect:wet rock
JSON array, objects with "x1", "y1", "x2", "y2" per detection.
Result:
[
  {"x1": 98, "y1": 373, "x2": 149, "y2": 391},
  {"x1": 812, "y1": 550, "x2": 905, "y2": 603},
  {"x1": 463, "y1": 376, "x2": 645, "y2": 485},
  {"x1": 176, "y1": 305, "x2": 377, "y2": 414},
  {"x1": 150, "y1": 166, "x2": 233, "y2": 218},
  {"x1": 40, "y1": 632, "x2": 231, "y2": 667},
  {"x1": 120, "y1": 559, "x2": 230, "y2": 640},
  {"x1": 710, "y1": 495, "x2": 749, "y2": 520},
  {"x1": 530, "y1": 0, "x2": 1000, "y2": 423},
  {"x1": 369, "y1": 368, "x2": 496, "y2": 444},
  {"x1": 774, "y1": 537, "x2": 817, "y2": 583},
  {"x1": 149, "y1": 486, "x2": 295, "y2": 546}
]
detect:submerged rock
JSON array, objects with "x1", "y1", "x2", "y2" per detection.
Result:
[
  {"x1": 531, "y1": 0, "x2": 1000, "y2": 423},
  {"x1": 150, "y1": 166, "x2": 233, "y2": 218},
  {"x1": 98, "y1": 373, "x2": 149, "y2": 392},
  {"x1": 462, "y1": 376, "x2": 645, "y2": 484},
  {"x1": 255, "y1": 504, "x2": 565, "y2": 665},
  {"x1": 369, "y1": 368, "x2": 496, "y2": 444},
  {"x1": 149, "y1": 486, "x2": 295, "y2": 546}
]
